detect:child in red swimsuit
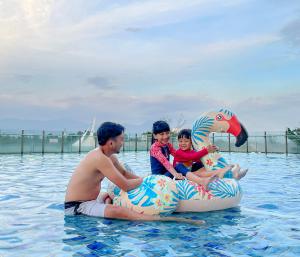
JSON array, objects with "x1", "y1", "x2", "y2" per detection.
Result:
[{"x1": 173, "y1": 129, "x2": 237, "y2": 182}]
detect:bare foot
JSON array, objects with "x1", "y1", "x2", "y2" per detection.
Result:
[
  {"x1": 217, "y1": 165, "x2": 234, "y2": 178},
  {"x1": 232, "y1": 165, "x2": 241, "y2": 179},
  {"x1": 201, "y1": 175, "x2": 218, "y2": 190},
  {"x1": 237, "y1": 169, "x2": 248, "y2": 180}
]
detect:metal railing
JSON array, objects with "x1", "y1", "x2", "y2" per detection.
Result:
[{"x1": 0, "y1": 130, "x2": 299, "y2": 154}]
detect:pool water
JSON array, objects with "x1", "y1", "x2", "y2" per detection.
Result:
[{"x1": 0, "y1": 152, "x2": 299, "y2": 256}]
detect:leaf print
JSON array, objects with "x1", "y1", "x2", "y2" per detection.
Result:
[
  {"x1": 176, "y1": 180, "x2": 198, "y2": 200},
  {"x1": 192, "y1": 116, "x2": 214, "y2": 145},
  {"x1": 127, "y1": 175, "x2": 158, "y2": 207},
  {"x1": 208, "y1": 179, "x2": 241, "y2": 198}
]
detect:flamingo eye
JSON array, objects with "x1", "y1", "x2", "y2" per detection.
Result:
[{"x1": 216, "y1": 114, "x2": 223, "y2": 121}]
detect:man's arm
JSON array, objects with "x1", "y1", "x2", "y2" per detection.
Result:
[
  {"x1": 110, "y1": 155, "x2": 139, "y2": 179},
  {"x1": 98, "y1": 156, "x2": 142, "y2": 191}
]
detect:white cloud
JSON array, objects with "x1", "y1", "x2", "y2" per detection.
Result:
[
  {"x1": 281, "y1": 17, "x2": 300, "y2": 47},
  {"x1": 0, "y1": 0, "x2": 244, "y2": 47},
  {"x1": 1, "y1": 90, "x2": 298, "y2": 131},
  {"x1": 0, "y1": 0, "x2": 299, "y2": 132},
  {"x1": 0, "y1": 0, "x2": 278, "y2": 85},
  {"x1": 66, "y1": 0, "x2": 244, "y2": 39}
]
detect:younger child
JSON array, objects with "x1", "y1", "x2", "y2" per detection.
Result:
[
  {"x1": 150, "y1": 121, "x2": 218, "y2": 188},
  {"x1": 173, "y1": 129, "x2": 248, "y2": 181}
]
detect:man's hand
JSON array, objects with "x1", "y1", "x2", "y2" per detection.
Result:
[
  {"x1": 128, "y1": 177, "x2": 143, "y2": 190},
  {"x1": 173, "y1": 172, "x2": 184, "y2": 180},
  {"x1": 206, "y1": 145, "x2": 218, "y2": 153}
]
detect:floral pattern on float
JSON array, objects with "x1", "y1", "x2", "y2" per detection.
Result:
[
  {"x1": 113, "y1": 175, "x2": 179, "y2": 215},
  {"x1": 176, "y1": 178, "x2": 242, "y2": 201}
]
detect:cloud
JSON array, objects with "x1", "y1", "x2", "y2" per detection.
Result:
[
  {"x1": 87, "y1": 76, "x2": 114, "y2": 90},
  {"x1": 68, "y1": 0, "x2": 244, "y2": 39},
  {"x1": 125, "y1": 27, "x2": 143, "y2": 33},
  {"x1": 0, "y1": 0, "x2": 299, "y2": 133},
  {"x1": 15, "y1": 74, "x2": 32, "y2": 83},
  {"x1": 280, "y1": 17, "x2": 300, "y2": 47},
  {"x1": 1, "y1": 89, "x2": 298, "y2": 131},
  {"x1": 0, "y1": 0, "x2": 279, "y2": 88},
  {"x1": 232, "y1": 93, "x2": 300, "y2": 131},
  {"x1": 0, "y1": 0, "x2": 245, "y2": 50}
]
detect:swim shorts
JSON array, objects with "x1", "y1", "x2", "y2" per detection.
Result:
[
  {"x1": 175, "y1": 162, "x2": 204, "y2": 175},
  {"x1": 64, "y1": 197, "x2": 107, "y2": 217}
]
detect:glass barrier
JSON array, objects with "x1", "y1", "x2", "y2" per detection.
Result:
[{"x1": 0, "y1": 131, "x2": 299, "y2": 154}]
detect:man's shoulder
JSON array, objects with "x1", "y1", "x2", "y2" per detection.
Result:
[{"x1": 86, "y1": 148, "x2": 107, "y2": 161}]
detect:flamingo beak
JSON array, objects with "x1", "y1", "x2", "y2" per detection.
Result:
[
  {"x1": 227, "y1": 115, "x2": 248, "y2": 147},
  {"x1": 235, "y1": 124, "x2": 248, "y2": 147}
]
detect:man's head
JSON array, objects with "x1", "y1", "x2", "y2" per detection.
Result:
[{"x1": 97, "y1": 122, "x2": 125, "y2": 153}]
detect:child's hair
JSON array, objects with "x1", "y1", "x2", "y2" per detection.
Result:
[
  {"x1": 151, "y1": 120, "x2": 170, "y2": 144},
  {"x1": 178, "y1": 129, "x2": 192, "y2": 140}
]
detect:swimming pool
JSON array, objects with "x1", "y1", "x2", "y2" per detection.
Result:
[{"x1": 0, "y1": 152, "x2": 299, "y2": 256}]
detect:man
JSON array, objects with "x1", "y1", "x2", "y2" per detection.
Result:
[{"x1": 65, "y1": 122, "x2": 204, "y2": 224}]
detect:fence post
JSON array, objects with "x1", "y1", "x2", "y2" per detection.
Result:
[
  {"x1": 264, "y1": 131, "x2": 267, "y2": 154},
  {"x1": 42, "y1": 130, "x2": 45, "y2": 154},
  {"x1": 135, "y1": 133, "x2": 138, "y2": 151},
  {"x1": 61, "y1": 131, "x2": 65, "y2": 154},
  {"x1": 285, "y1": 130, "x2": 288, "y2": 155},
  {"x1": 212, "y1": 133, "x2": 215, "y2": 145},
  {"x1": 94, "y1": 133, "x2": 97, "y2": 148},
  {"x1": 246, "y1": 137, "x2": 249, "y2": 153},
  {"x1": 228, "y1": 134, "x2": 231, "y2": 153},
  {"x1": 123, "y1": 135, "x2": 125, "y2": 152},
  {"x1": 146, "y1": 134, "x2": 149, "y2": 151},
  {"x1": 21, "y1": 130, "x2": 24, "y2": 155},
  {"x1": 79, "y1": 133, "x2": 82, "y2": 153}
]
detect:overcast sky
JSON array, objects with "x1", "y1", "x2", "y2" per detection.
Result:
[{"x1": 0, "y1": 0, "x2": 299, "y2": 132}]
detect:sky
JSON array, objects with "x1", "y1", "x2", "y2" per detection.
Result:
[{"x1": 0, "y1": 0, "x2": 300, "y2": 132}]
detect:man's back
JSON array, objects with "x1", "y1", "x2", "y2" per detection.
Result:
[{"x1": 65, "y1": 148, "x2": 105, "y2": 202}]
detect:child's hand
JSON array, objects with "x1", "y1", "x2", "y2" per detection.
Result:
[
  {"x1": 174, "y1": 172, "x2": 184, "y2": 180},
  {"x1": 207, "y1": 145, "x2": 218, "y2": 153}
]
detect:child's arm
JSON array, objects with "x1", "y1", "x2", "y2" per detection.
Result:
[
  {"x1": 175, "y1": 145, "x2": 218, "y2": 162},
  {"x1": 175, "y1": 148, "x2": 208, "y2": 162},
  {"x1": 168, "y1": 143, "x2": 177, "y2": 157},
  {"x1": 150, "y1": 145, "x2": 184, "y2": 179}
]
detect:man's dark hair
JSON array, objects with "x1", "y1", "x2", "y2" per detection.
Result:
[
  {"x1": 97, "y1": 122, "x2": 125, "y2": 146},
  {"x1": 178, "y1": 129, "x2": 192, "y2": 140}
]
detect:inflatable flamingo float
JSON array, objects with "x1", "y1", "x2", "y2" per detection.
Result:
[{"x1": 111, "y1": 109, "x2": 248, "y2": 214}]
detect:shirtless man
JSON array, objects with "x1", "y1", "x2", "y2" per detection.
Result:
[{"x1": 65, "y1": 122, "x2": 204, "y2": 224}]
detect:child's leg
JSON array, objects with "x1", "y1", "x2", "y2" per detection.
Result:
[
  {"x1": 228, "y1": 164, "x2": 248, "y2": 180},
  {"x1": 194, "y1": 165, "x2": 248, "y2": 180},
  {"x1": 193, "y1": 165, "x2": 234, "y2": 178},
  {"x1": 186, "y1": 171, "x2": 217, "y2": 190}
]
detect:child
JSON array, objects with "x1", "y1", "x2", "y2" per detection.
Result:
[
  {"x1": 150, "y1": 121, "x2": 218, "y2": 188},
  {"x1": 174, "y1": 129, "x2": 248, "y2": 180}
]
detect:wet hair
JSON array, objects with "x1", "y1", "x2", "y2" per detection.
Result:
[
  {"x1": 178, "y1": 129, "x2": 194, "y2": 150},
  {"x1": 151, "y1": 120, "x2": 170, "y2": 144},
  {"x1": 97, "y1": 122, "x2": 125, "y2": 146},
  {"x1": 178, "y1": 129, "x2": 192, "y2": 140},
  {"x1": 152, "y1": 120, "x2": 170, "y2": 134}
]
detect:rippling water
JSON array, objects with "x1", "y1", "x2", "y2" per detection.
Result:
[{"x1": 0, "y1": 152, "x2": 299, "y2": 256}]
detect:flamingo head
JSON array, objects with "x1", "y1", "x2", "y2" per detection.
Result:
[{"x1": 209, "y1": 109, "x2": 248, "y2": 147}]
